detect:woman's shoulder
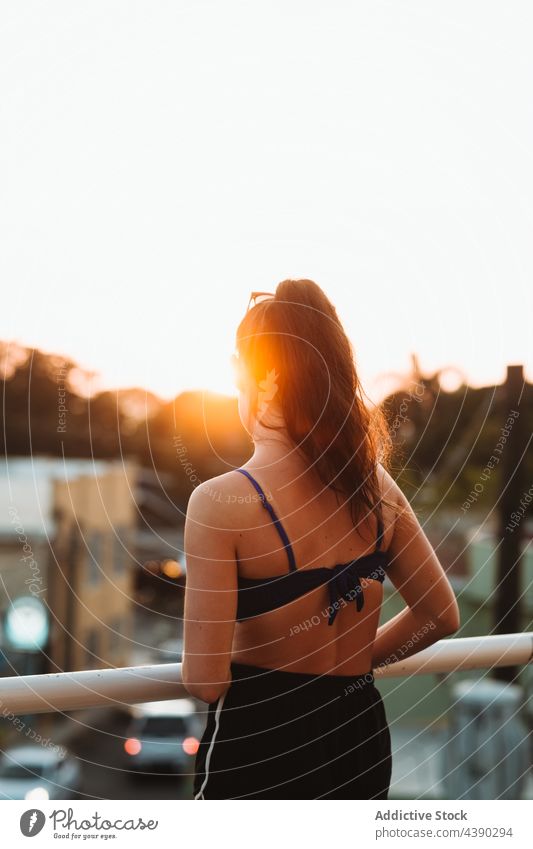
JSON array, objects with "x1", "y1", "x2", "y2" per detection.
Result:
[
  {"x1": 374, "y1": 462, "x2": 412, "y2": 546},
  {"x1": 376, "y1": 462, "x2": 406, "y2": 509},
  {"x1": 375, "y1": 462, "x2": 422, "y2": 545},
  {"x1": 185, "y1": 469, "x2": 255, "y2": 530}
]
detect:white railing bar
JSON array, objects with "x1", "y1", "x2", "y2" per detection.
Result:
[
  {"x1": 374, "y1": 632, "x2": 533, "y2": 679},
  {"x1": 0, "y1": 662, "x2": 187, "y2": 716},
  {"x1": 0, "y1": 633, "x2": 531, "y2": 716}
]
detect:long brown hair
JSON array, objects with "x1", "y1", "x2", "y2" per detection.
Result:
[{"x1": 236, "y1": 279, "x2": 393, "y2": 534}]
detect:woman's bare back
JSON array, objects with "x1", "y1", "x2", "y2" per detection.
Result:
[{"x1": 229, "y1": 459, "x2": 396, "y2": 675}]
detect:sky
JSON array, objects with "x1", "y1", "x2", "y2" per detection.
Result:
[{"x1": 1, "y1": 1, "x2": 532, "y2": 403}]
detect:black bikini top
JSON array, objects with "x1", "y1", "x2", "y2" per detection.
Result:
[{"x1": 235, "y1": 468, "x2": 389, "y2": 625}]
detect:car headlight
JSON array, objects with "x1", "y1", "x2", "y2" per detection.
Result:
[{"x1": 25, "y1": 786, "x2": 50, "y2": 800}]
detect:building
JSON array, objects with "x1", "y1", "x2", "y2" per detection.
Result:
[
  {"x1": 0, "y1": 457, "x2": 116, "y2": 675},
  {"x1": 48, "y1": 459, "x2": 139, "y2": 673},
  {"x1": 0, "y1": 457, "x2": 140, "y2": 674}
]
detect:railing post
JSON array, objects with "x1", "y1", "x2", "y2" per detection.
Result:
[{"x1": 494, "y1": 364, "x2": 528, "y2": 682}]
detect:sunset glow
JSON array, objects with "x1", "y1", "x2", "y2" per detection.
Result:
[{"x1": 1, "y1": 2, "x2": 531, "y2": 403}]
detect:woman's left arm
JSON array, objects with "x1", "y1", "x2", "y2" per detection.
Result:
[{"x1": 182, "y1": 481, "x2": 238, "y2": 703}]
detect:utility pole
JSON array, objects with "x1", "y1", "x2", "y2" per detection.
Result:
[
  {"x1": 63, "y1": 522, "x2": 80, "y2": 673},
  {"x1": 493, "y1": 364, "x2": 527, "y2": 682}
]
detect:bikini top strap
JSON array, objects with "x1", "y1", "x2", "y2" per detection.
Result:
[{"x1": 235, "y1": 468, "x2": 297, "y2": 572}]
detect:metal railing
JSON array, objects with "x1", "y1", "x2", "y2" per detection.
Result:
[{"x1": 0, "y1": 633, "x2": 531, "y2": 716}]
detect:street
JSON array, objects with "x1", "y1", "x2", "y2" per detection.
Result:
[{"x1": 68, "y1": 709, "x2": 195, "y2": 801}]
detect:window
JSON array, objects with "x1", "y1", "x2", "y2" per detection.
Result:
[
  {"x1": 109, "y1": 616, "x2": 122, "y2": 652},
  {"x1": 85, "y1": 629, "x2": 100, "y2": 669},
  {"x1": 86, "y1": 530, "x2": 102, "y2": 585},
  {"x1": 139, "y1": 716, "x2": 188, "y2": 738},
  {"x1": 113, "y1": 527, "x2": 130, "y2": 576},
  {"x1": 109, "y1": 616, "x2": 122, "y2": 636},
  {"x1": 0, "y1": 761, "x2": 45, "y2": 779}
]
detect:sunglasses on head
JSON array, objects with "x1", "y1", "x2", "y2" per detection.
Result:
[{"x1": 246, "y1": 291, "x2": 275, "y2": 311}]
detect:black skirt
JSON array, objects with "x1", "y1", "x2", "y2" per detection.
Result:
[{"x1": 193, "y1": 662, "x2": 392, "y2": 799}]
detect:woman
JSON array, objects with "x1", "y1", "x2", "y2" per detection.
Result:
[{"x1": 182, "y1": 279, "x2": 460, "y2": 799}]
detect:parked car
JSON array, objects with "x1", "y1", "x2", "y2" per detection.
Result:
[
  {"x1": 122, "y1": 698, "x2": 203, "y2": 775},
  {"x1": 0, "y1": 744, "x2": 82, "y2": 800}
]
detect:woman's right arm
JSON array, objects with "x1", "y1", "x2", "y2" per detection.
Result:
[{"x1": 371, "y1": 467, "x2": 460, "y2": 669}]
